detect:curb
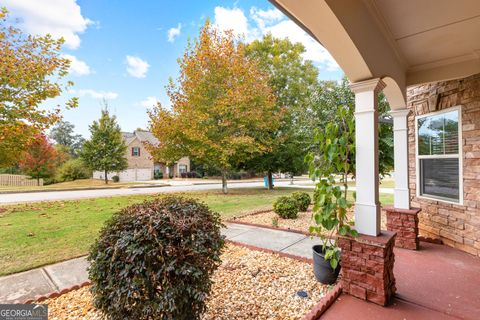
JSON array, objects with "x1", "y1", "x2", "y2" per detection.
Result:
[
  {"x1": 24, "y1": 281, "x2": 92, "y2": 304},
  {"x1": 226, "y1": 240, "x2": 313, "y2": 264},
  {"x1": 302, "y1": 283, "x2": 343, "y2": 320},
  {"x1": 227, "y1": 220, "x2": 312, "y2": 236},
  {"x1": 227, "y1": 207, "x2": 319, "y2": 237},
  {"x1": 229, "y1": 208, "x2": 274, "y2": 219},
  {"x1": 190, "y1": 178, "x2": 308, "y2": 186}
]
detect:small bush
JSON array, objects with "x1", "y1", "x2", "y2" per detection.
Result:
[
  {"x1": 292, "y1": 192, "x2": 311, "y2": 211},
  {"x1": 154, "y1": 170, "x2": 163, "y2": 179},
  {"x1": 88, "y1": 196, "x2": 224, "y2": 320},
  {"x1": 55, "y1": 159, "x2": 91, "y2": 182},
  {"x1": 273, "y1": 196, "x2": 299, "y2": 219},
  {"x1": 111, "y1": 175, "x2": 119, "y2": 182},
  {"x1": 180, "y1": 172, "x2": 187, "y2": 178},
  {"x1": 187, "y1": 171, "x2": 200, "y2": 178}
]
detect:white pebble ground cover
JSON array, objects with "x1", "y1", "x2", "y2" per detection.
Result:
[{"x1": 44, "y1": 244, "x2": 333, "y2": 320}]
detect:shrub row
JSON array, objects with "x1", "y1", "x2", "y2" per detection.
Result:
[{"x1": 180, "y1": 171, "x2": 201, "y2": 178}]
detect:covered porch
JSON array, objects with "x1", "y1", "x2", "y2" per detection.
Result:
[{"x1": 270, "y1": 0, "x2": 480, "y2": 311}]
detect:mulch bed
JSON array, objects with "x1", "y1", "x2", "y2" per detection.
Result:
[{"x1": 43, "y1": 243, "x2": 334, "y2": 320}]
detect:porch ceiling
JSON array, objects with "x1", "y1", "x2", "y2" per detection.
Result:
[{"x1": 270, "y1": 0, "x2": 480, "y2": 107}]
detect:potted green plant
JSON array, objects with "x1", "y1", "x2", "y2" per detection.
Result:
[{"x1": 306, "y1": 107, "x2": 358, "y2": 284}]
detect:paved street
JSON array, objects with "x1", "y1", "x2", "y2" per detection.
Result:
[
  {"x1": 0, "y1": 180, "x2": 313, "y2": 205},
  {"x1": 0, "y1": 179, "x2": 395, "y2": 205}
]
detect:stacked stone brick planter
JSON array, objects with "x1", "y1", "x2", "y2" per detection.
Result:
[
  {"x1": 384, "y1": 207, "x2": 421, "y2": 250},
  {"x1": 338, "y1": 231, "x2": 396, "y2": 306}
]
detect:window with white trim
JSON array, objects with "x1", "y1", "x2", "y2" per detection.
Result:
[
  {"x1": 132, "y1": 147, "x2": 140, "y2": 157},
  {"x1": 416, "y1": 107, "x2": 461, "y2": 203}
]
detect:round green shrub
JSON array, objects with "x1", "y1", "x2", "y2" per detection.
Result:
[
  {"x1": 292, "y1": 191, "x2": 311, "y2": 211},
  {"x1": 88, "y1": 196, "x2": 225, "y2": 320},
  {"x1": 55, "y1": 158, "x2": 91, "y2": 182},
  {"x1": 273, "y1": 196, "x2": 299, "y2": 219},
  {"x1": 111, "y1": 175, "x2": 119, "y2": 182}
]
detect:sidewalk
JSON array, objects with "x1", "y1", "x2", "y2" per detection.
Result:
[{"x1": 0, "y1": 223, "x2": 321, "y2": 304}]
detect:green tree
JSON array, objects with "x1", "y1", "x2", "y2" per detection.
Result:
[
  {"x1": 243, "y1": 34, "x2": 319, "y2": 188},
  {"x1": 49, "y1": 121, "x2": 85, "y2": 157},
  {"x1": 148, "y1": 21, "x2": 280, "y2": 194},
  {"x1": 81, "y1": 110, "x2": 127, "y2": 184},
  {"x1": 0, "y1": 8, "x2": 77, "y2": 166},
  {"x1": 56, "y1": 158, "x2": 91, "y2": 182}
]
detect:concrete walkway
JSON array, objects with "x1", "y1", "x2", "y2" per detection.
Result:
[{"x1": 0, "y1": 223, "x2": 320, "y2": 304}]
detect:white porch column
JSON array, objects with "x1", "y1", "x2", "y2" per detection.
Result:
[
  {"x1": 390, "y1": 109, "x2": 411, "y2": 209},
  {"x1": 350, "y1": 78, "x2": 385, "y2": 236}
]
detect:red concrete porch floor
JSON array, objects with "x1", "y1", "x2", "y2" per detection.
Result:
[{"x1": 322, "y1": 241, "x2": 480, "y2": 320}]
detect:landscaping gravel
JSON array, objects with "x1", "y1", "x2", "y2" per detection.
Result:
[
  {"x1": 234, "y1": 209, "x2": 315, "y2": 233},
  {"x1": 235, "y1": 207, "x2": 386, "y2": 233},
  {"x1": 44, "y1": 244, "x2": 332, "y2": 320}
]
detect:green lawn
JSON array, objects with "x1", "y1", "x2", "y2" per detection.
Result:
[{"x1": 0, "y1": 187, "x2": 393, "y2": 276}]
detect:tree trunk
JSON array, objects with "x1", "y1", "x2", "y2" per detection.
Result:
[
  {"x1": 37, "y1": 176, "x2": 40, "y2": 186},
  {"x1": 290, "y1": 173, "x2": 294, "y2": 185},
  {"x1": 267, "y1": 171, "x2": 274, "y2": 190},
  {"x1": 221, "y1": 171, "x2": 228, "y2": 194},
  {"x1": 104, "y1": 170, "x2": 108, "y2": 184}
]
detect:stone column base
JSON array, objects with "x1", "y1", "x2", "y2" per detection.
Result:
[
  {"x1": 338, "y1": 231, "x2": 396, "y2": 306},
  {"x1": 384, "y1": 206, "x2": 421, "y2": 250}
]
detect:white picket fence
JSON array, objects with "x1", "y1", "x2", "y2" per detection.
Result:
[{"x1": 0, "y1": 174, "x2": 43, "y2": 186}]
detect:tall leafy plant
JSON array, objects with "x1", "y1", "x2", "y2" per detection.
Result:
[{"x1": 306, "y1": 106, "x2": 358, "y2": 270}]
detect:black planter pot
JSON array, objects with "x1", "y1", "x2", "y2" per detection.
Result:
[{"x1": 312, "y1": 245, "x2": 341, "y2": 285}]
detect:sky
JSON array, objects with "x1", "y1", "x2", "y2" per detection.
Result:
[{"x1": 4, "y1": 0, "x2": 343, "y2": 138}]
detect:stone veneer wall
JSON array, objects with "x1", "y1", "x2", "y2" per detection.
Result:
[{"x1": 407, "y1": 73, "x2": 480, "y2": 256}]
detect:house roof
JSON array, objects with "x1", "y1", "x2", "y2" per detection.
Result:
[{"x1": 122, "y1": 131, "x2": 159, "y2": 146}]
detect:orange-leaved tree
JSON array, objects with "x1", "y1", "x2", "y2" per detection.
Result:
[
  {"x1": 0, "y1": 8, "x2": 77, "y2": 166},
  {"x1": 148, "y1": 21, "x2": 281, "y2": 193},
  {"x1": 19, "y1": 134, "x2": 61, "y2": 185}
]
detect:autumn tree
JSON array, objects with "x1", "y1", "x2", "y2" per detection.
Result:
[
  {"x1": 81, "y1": 110, "x2": 128, "y2": 184},
  {"x1": 148, "y1": 21, "x2": 280, "y2": 193},
  {"x1": 243, "y1": 34, "x2": 319, "y2": 188},
  {"x1": 0, "y1": 8, "x2": 77, "y2": 166},
  {"x1": 19, "y1": 134, "x2": 60, "y2": 185}
]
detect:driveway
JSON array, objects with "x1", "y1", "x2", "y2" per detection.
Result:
[{"x1": 0, "y1": 180, "x2": 313, "y2": 205}]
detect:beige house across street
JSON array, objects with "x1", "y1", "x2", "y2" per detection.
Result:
[{"x1": 93, "y1": 130, "x2": 190, "y2": 182}]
